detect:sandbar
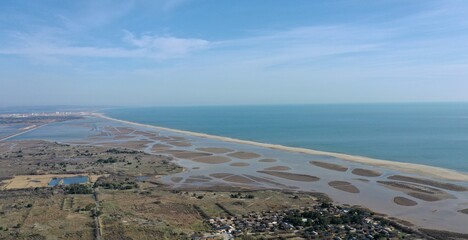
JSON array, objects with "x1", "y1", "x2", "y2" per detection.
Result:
[
  {"x1": 378, "y1": 181, "x2": 455, "y2": 202},
  {"x1": 458, "y1": 209, "x2": 468, "y2": 215},
  {"x1": 192, "y1": 156, "x2": 232, "y2": 164},
  {"x1": 394, "y1": 196, "x2": 418, "y2": 206},
  {"x1": 230, "y1": 162, "x2": 250, "y2": 167},
  {"x1": 263, "y1": 166, "x2": 291, "y2": 171},
  {"x1": 228, "y1": 151, "x2": 261, "y2": 159},
  {"x1": 328, "y1": 181, "x2": 360, "y2": 193},
  {"x1": 258, "y1": 171, "x2": 320, "y2": 182},
  {"x1": 167, "y1": 141, "x2": 193, "y2": 147},
  {"x1": 351, "y1": 168, "x2": 382, "y2": 177},
  {"x1": 171, "y1": 151, "x2": 212, "y2": 159},
  {"x1": 210, "y1": 173, "x2": 233, "y2": 179},
  {"x1": 152, "y1": 143, "x2": 173, "y2": 151},
  {"x1": 310, "y1": 161, "x2": 348, "y2": 172},
  {"x1": 224, "y1": 175, "x2": 256, "y2": 184},
  {"x1": 196, "y1": 147, "x2": 234, "y2": 154},
  {"x1": 258, "y1": 158, "x2": 277, "y2": 163},
  {"x1": 388, "y1": 175, "x2": 468, "y2": 192}
]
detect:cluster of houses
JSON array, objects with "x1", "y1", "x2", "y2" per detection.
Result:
[{"x1": 199, "y1": 203, "x2": 419, "y2": 239}]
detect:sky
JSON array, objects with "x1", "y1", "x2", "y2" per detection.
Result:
[{"x1": 1, "y1": 0, "x2": 468, "y2": 107}]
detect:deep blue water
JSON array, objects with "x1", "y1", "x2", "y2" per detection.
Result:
[{"x1": 104, "y1": 103, "x2": 468, "y2": 172}]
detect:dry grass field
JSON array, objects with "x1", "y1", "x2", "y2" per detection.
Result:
[{"x1": 0, "y1": 189, "x2": 95, "y2": 240}]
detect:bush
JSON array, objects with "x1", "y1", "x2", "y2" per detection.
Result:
[{"x1": 65, "y1": 184, "x2": 92, "y2": 194}]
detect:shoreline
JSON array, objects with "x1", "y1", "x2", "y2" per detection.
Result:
[{"x1": 93, "y1": 113, "x2": 468, "y2": 182}]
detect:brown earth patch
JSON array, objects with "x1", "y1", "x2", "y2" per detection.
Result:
[
  {"x1": 394, "y1": 196, "x2": 418, "y2": 206},
  {"x1": 257, "y1": 171, "x2": 320, "y2": 182},
  {"x1": 196, "y1": 147, "x2": 234, "y2": 154},
  {"x1": 328, "y1": 181, "x2": 360, "y2": 193},
  {"x1": 310, "y1": 161, "x2": 348, "y2": 172},
  {"x1": 192, "y1": 156, "x2": 231, "y2": 164},
  {"x1": 263, "y1": 166, "x2": 291, "y2": 171},
  {"x1": 388, "y1": 175, "x2": 468, "y2": 192},
  {"x1": 228, "y1": 151, "x2": 261, "y2": 159},
  {"x1": 351, "y1": 168, "x2": 382, "y2": 177}
]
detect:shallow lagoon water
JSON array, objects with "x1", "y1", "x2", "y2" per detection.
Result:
[
  {"x1": 11, "y1": 116, "x2": 468, "y2": 234},
  {"x1": 48, "y1": 176, "x2": 89, "y2": 186}
]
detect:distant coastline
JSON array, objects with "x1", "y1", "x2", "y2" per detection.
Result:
[{"x1": 94, "y1": 113, "x2": 468, "y2": 182}]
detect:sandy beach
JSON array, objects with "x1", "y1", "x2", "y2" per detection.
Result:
[{"x1": 95, "y1": 113, "x2": 468, "y2": 181}]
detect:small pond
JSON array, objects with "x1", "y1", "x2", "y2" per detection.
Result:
[{"x1": 48, "y1": 176, "x2": 89, "y2": 186}]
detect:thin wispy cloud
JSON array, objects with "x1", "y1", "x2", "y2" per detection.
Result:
[
  {"x1": 1, "y1": 0, "x2": 467, "y2": 106},
  {"x1": 123, "y1": 30, "x2": 209, "y2": 58}
]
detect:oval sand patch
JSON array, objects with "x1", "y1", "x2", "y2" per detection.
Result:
[
  {"x1": 328, "y1": 181, "x2": 360, "y2": 193},
  {"x1": 352, "y1": 168, "x2": 382, "y2": 177},
  {"x1": 259, "y1": 158, "x2": 277, "y2": 163},
  {"x1": 263, "y1": 166, "x2": 291, "y2": 171},
  {"x1": 192, "y1": 156, "x2": 231, "y2": 164},
  {"x1": 197, "y1": 147, "x2": 234, "y2": 154},
  {"x1": 228, "y1": 151, "x2": 261, "y2": 159},
  {"x1": 310, "y1": 161, "x2": 348, "y2": 172},
  {"x1": 257, "y1": 171, "x2": 319, "y2": 182},
  {"x1": 394, "y1": 196, "x2": 417, "y2": 206},
  {"x1": 230, "y1": 162, "x2": 250, "y2": 167}
]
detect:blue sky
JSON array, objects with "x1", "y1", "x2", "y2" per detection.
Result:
[{"x1": 1, "y1": 0, "x2": 467, "y2": 106}]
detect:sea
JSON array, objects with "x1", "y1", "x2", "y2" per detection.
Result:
[{"x1": 103, "y1": 103, "x2": 468, "y2": 172}]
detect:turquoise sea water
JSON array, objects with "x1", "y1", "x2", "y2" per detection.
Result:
[{"x1": 104, "y1": 103, "x2": 468, "y2": 172}]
